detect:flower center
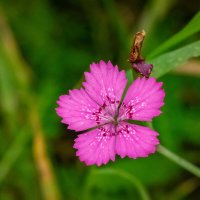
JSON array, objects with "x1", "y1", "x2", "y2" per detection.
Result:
[{"x1": 113, "y1": 113, "x2": 119, "y2": 126}]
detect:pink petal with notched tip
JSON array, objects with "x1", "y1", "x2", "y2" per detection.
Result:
[
  {"x1": 56, "y1": 88, "x2": 103, "y2": 131},
  {"x1": 74, "y1": 124, "x2": 116, "y2": 166},
  {"x1": 115, "y1": 122, "x2": 159, "y2": 159},
  {"x1": 120, "y1": 77, "x2": 165, "y2": 122},
  {"x1": 83, "y1": 60, "x2": 127, "y2": 110}
]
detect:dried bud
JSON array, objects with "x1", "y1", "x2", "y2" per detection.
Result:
[
  {"x1": 128, "y1": 30, "x2": 146, "y2": 63},
  {"x1": 132, "y1": 60, "x2": 153, "y2": 78},
  {"x1": 128, "y1": 30, "x2": 153, "y2": 78}
]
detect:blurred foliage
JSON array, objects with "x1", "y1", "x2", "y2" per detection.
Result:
[{"x1": 0, "y1": 0, "x2": 200, "y2": 200}]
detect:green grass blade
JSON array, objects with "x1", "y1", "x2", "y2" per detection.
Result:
[
  {"x1": 0, "y1": 127, "x2": 31, "y2": 185},
  {"x1": 148, "y1": 12, "x2": 200, "y2": 59},
  {"x1": 149, "y1": 40, "x2": 200, "y2": 78}
]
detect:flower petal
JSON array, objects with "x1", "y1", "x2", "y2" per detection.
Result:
[
  {"x1": 56, "y1": 88, "x2": 107, "y2": 131},
  {"x1": 120, "y1": 77, "x2": 165, "y2": 121},
  {"x1": 83, "y1": 60, "x2": 127, "y2": 114},
  {"x1": 115, "y1": 122, "x2": 159, "y2": 159},
  {"x1": 74, "y1": 124, "x2": 116, "y2": 166}
]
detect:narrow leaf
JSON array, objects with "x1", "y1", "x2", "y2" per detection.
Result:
[
  {"x1": 149, "y1": 40, "x2": 200, "y2": 78},
  {"x1": 84, "y1": 169, "x2": 150, "y2": 200},
  {"x1": 148, "y1": 12, "x2": 200, "y2": 59}
]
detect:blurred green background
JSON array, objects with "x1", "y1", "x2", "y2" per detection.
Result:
[{"x1": 0, "y1": 0, "x2": 200, "y2": 199}]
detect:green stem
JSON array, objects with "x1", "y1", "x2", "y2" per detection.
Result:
[
  {"x1": 84, "y1": 168, "x2": 150, "y2": 200},
  {"x1": 157, "y1": 145, "x2": 200, "y2": 178},
  {"x1": 147, "y1": 122, "x2": 200, "y2": 177}
]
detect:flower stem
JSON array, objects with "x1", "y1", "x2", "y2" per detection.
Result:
[
  {"x1": 157, "y1": 144, "x2": 200, "y2": 178},
  {"x1": 147, "y1": 122, "x2": 200, "y2": 177}
]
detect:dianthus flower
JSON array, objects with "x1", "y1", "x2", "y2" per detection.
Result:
[{"x1": 56, "y1": 60, "x2": 165, "y2": 166}]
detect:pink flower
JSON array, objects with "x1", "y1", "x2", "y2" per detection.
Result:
[{"x1": 56, "y1": 60, "x2": 165, "y2": 166}]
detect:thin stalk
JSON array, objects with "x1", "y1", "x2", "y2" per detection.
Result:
[
  {"x1": 30, "y1": 103, "x2": 61, "y2": 200},
  {"x1": 157, "y1": 145, "x2": 200, "y2": 178},
  {"x1": 147, "y1": 122, "x2": 200, "y2": 178}
]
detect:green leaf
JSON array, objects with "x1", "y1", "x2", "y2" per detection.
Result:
[
  {"x1": 149, "y1": 40, "x2": 200, "y2": 78},
  {"x1": 83, "y1": 168, "x2": 150, "y2": 200},
  {"x1": 148, "y1": 12, "x2": 200, "y2": 59}
]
